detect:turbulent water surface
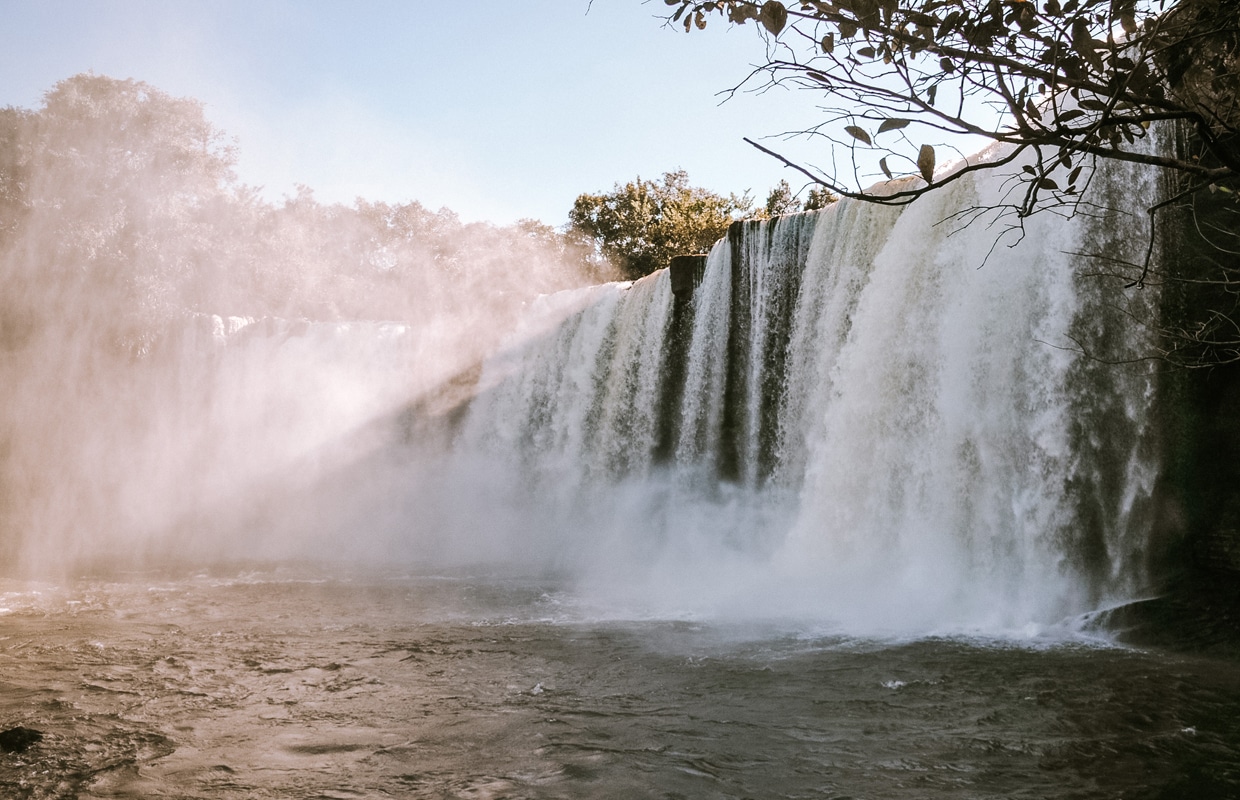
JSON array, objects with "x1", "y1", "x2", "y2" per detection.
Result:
[{"x1": 1, "y1": 568, "x2": 1238, "y2": 800}]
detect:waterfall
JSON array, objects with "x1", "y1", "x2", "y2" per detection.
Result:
[{"x1": 453, "y1": 145, "x2": 1164, "y2": 632}]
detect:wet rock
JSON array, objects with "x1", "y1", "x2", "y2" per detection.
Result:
[{"x1": 0, "y1": 726, "x2": 43, "y2": 753}]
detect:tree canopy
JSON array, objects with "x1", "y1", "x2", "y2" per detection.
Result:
[
  {"x1": 761, "y1": 178, "x2": 838, "y2": 216},
  {"x1": 567, "y1": 170, "x2": 754, "y2": 280},
  {"x1": 567, "y1": 172, "x2": 839, "y2": 280},
  {"x1": 663, "y1": 0, "x2": 1239, "y2": 218}
]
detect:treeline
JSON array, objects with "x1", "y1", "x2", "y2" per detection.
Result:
[
  {"x1": 0, "y1": 73, "x2": 835, "y2": 353},
  {"x1": 0, "y1": 74, "x2": 601, "y2": 357}
]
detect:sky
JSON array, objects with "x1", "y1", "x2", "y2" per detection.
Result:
[{"x1": 0, "y1": 0, "x2": 831, "y2": 225}]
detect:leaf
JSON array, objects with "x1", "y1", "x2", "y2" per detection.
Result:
[
  {"x1": 939, "y1": 56, "x2": 955, "y2": 72},
  {"x1": 844, "y1": 125, "x2": 873, "y2": 145},
  {"x1": 760, "y1": 0, "x2": 788, "y2": 34},
  {"x1": 917, "y1": 144, "x2": 936, "y2": 183},
  {"x1": 1022, "y1": 164, "x2": 1037, "y2": 174},
  {"x1": 879, "y1": 157, "x2": 893, "y2": 179},
  {"x1": 1016, "y1": 4, "x2": 1038, "y2": 30},
  {"x1": 1055, "y1": 109, "x2": 1086, "y2": 124},
  {"x1": 838, "y1": 19, "x2": 859, "y2": 38},
  {"x1": 937, "y1": 10, "x2": 963, "y2": 39},
  {"x1": 1037, "y1": 178, "x2": 1060, "y2": 190},
  {"x1": 856, "y1": 46, "x2": 877, "y2": 58},
  {"x1": 877, "y1": 118, "x2": 910, "y2": 133},
  {"x1": 729, "y1": 3, "x2": 761, "y2": 23},
  {"x1": 1071, "y1": 20, "x2": 1105, "y2": 72},
  {"x1": 1071, "y1": 18, "x2": 1093, "y2": 51},
  {"x1": 821, "y1": 32, "x2": 835, "y2": 53},
  {"x1": 926, "y1": 84, "x2": 938, "y2": 106},
  {"x1": 1068, "y1": 165, "x2": 1083, "y2": 184},
  {"x1": 852, "y1": 0, "x2": 878, "y2": 22}
]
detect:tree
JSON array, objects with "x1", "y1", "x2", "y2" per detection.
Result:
[
  {"x1": 663, "y1": 0, "x2": 1239, "y2": 227},
  {"x1": 758, "y1": 178, "x2": 840, "y2": 216},
  {"x1": 567, "y1": 170, "x2": 752, "y2": 279},
  {"x1": 763, "y1": 178, "x2": 803, "y2": 216},
  {"x1": 1, "y1": 75, "x2": 240, "y2": 353},
  {"x1": 804, "y1": 185, "x2": 839, "y2": 210},
  {"x1": 748, "y1": 177, "x2": 838, "y2": 215}
]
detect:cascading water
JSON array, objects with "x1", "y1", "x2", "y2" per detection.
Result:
[{"x1": 453, "y1": 145, "x2": 1163, "y2": 632}]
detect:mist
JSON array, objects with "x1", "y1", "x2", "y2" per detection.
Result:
[
  {"x1": 0, "y1": 74, "x2": 608, "y2": 577},
  {"x1": 0, "y1": 73, "x2": 1162, "y2": 635}
]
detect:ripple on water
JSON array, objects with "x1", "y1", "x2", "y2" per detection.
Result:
[{"x1": 0, "y1": 572, "x2": 1235, "y2": 799}]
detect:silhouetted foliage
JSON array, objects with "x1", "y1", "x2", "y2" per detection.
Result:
[{"x1": 665, "y1": 0, "x2": 1239, "y2": 210}]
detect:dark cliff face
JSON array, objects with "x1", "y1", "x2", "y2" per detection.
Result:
[{"x1": 1125, "y1": 127, "x2": 1240, "y2": 653}]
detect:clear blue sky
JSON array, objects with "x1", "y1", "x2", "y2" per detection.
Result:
[{"x1": 0, "y1": 1, "x2": 826, "y2": 224}]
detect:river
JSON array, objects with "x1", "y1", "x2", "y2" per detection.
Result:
[{"x1": 1, "y1": 567, "x2": 1237, "y2": 799}]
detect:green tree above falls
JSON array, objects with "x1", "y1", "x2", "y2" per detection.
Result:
[
  {"x1": 567, "y1": 172, "x2": 840, "y2": 279},
  {"x1": 567, "y1": 169, "x2": 754, "y2": 280}
]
